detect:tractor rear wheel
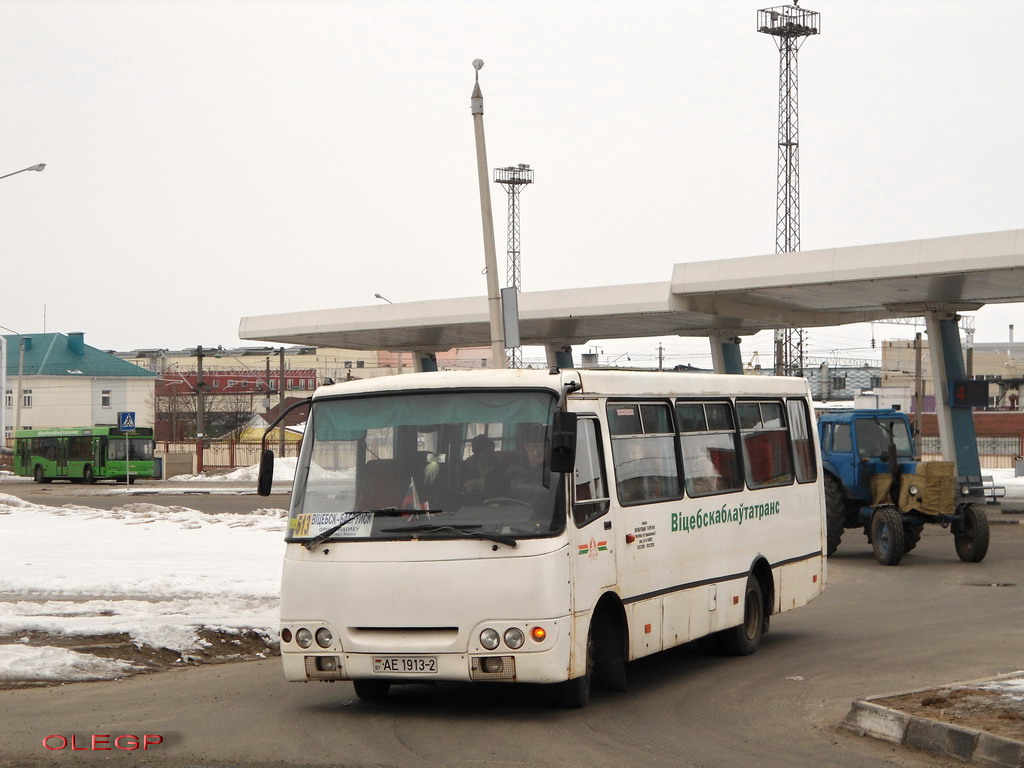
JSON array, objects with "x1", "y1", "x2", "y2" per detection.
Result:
[
  {"x1": 824, "y1": 475, "x2": 846, "y2": 556},
  {"x1": 902, "y1": 523, "x2": 923, "y2": 554}
]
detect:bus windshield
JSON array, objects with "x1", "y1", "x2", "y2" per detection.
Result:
[
  {"x1": 287, "y1": 389, "x2": 565, "y2": 544},
  {"x1": 107, "y1": 438, "x2": 155, "y2": 461}
]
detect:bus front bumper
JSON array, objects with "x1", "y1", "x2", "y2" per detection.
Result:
[{"x1": 282, "y1": 649, "x2": 571, "y2": 685}]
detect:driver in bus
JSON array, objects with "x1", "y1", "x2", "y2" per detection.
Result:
[{"x1": 462, "y1": 434, "x2": 508, "y2": 500}]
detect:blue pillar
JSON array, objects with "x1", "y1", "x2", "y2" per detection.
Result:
[
  {"x1": 546, "y1": 344, "x2": 574, "y2": 369},
  {"x1": 413, "y1": 353, "x2": 438, "y2": 373},
  {"x1": 927, "y1": 313, "x2": 981, "y2": 479},
  {"x1": 710, "y1": 335, "x2": 745, "y2": 374}
]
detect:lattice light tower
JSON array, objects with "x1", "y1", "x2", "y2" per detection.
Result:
[
  {"x1": 493, "y1": 164, "x2": 534, "y2": 368},
  {"x1": 758, "y1": 3, "x2": 820, "y2": 376}
]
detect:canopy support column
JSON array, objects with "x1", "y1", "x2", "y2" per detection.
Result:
[
  {"x1": 545, "y1": 344, "x2": 574, "y2": 369},
  {"x1": 925, "y1": 311, "x2": 981, "y2": 481},
  {"x1": 709, "y1": 334, "x2": 744, "y2": 375},
  {"x1": 411, "y1": 353, "x2": 438, "y2": 373}
]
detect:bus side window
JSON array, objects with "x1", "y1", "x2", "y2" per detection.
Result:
[
  {"x1": 737, "y1": 401, "x2": 794, "y2": 489},
  {"x1": 607, "y1": 401, "x2": 681, "y2": 505},
  {"x1": 573, "y1": 417, "x2": 609, "y2": 527},
  {"x1": 677, "y1": 400, "x2": 742, "y2": 496},
  {"x1": 786, "y1": 398, "x2": 818, "y2": 483}
]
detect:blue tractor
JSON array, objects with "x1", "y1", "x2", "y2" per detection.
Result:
[{"x1": 817, "y1": 409, "x2": 990, "y2": 566}]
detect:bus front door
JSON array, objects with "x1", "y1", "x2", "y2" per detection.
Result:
[
  {"x1": 94, "y1": 438, "x2": 106, "y2": 476},
  {"x1": 569, "y1": 416, "x2": 618, "y2": 611},
  {"x1": 57, "y1": 440, "x2": 69, "y2": 479}
]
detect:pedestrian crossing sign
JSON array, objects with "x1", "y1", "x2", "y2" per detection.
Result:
[{"x1": 118, "y1": 411, "x2": 136, "y2": 431}]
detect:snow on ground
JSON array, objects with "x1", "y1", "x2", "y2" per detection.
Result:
[
  {"x1": 979, "y1": 673, "x2": 1024, "y2": 702},
  {"x1": 0, "y1": 461, "x2": 1021, "y2": 686},
  {"x1": 0, "y1": 491, "x2": 286, "y2": 683},
  {"x1": 982, "y1": 468, "x2": 1024, "y2": 500}
]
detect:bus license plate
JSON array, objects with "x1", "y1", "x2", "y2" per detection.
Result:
[{"x1": 372, "y1": 656, "x2": 438, "y2": 674}]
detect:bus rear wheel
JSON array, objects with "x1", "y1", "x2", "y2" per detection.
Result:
[
  {"x1": 721, "y1": 576, "x2": 765, "y2": 656},
  {"x1": 33, "y1": 466, "x2": 51, "y2": 484}
]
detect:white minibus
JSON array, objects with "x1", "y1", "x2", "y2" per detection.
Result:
[{"x1": 259, "y1": 368, "x2": 826, "y2": 707}]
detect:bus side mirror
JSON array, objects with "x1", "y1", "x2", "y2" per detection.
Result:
[
  {"x1": 549, "y1": 411, "x2": 577, "y2": 474},
  {"x1": 257, "y1": 449, "x2": 275, "y2": 496}
]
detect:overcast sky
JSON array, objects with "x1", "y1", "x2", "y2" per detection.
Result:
[{"x1": 2, "y1": 0, "x2": 1023, "y2": 368}]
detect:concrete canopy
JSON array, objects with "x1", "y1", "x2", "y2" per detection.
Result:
[{"x1": 239, "y1": 229, "x2": 1024, "y2": 352}]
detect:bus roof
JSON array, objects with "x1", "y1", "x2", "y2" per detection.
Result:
[
  {"x1": 15, "y1": 426, "x2": 154, "y2": 438},
  {"x1": 312, "y1": 368, "x2": 813, "y2": 401}
]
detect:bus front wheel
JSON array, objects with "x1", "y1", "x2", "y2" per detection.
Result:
[
  {"x1": 352, "y1": 679, "x2": 390, "y2": 701},
  {"x1": 83, "y1": 466, "x2": 95, "y2": 484},
  {"x1": 558, "y1": 626, "x2": 594, "y2": 708},
  {"x1": 33, "y1": 466, "x2": 51, "y2": 484}
]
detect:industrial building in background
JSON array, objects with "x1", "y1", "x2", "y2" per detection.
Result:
[{"x1": 758, "y1": 2, "x2": 820, "y2": 375}]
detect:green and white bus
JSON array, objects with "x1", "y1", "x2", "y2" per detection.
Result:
[
  {"x1": 260, "y1": 368, "x2": 826, "y2": 707},
  {"x1": 14, "y1": 426, "x2": 156, "y2": 484}
]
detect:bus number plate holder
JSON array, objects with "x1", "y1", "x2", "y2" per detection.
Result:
[{"x1": 372, "y1": 656, "x2": 437, "y2": 674}]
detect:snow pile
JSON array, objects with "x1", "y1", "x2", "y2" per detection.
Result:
[
  {"x1": 0, "y1": 644, "x2": 139, "y2": 682},
  {"x1": 168, "y1": 456, "x2": 298, "y2": 483},
  {"x1": 0, "y1": 496, "x2": 286, "y2": 682}
]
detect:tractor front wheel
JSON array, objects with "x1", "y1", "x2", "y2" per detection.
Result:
[
  {"x1": 954, "y1": 504, "x2": 990, "y2": 563},
  {"x1": 870, "y1": 505, "x2": 904, "y2": 566}
]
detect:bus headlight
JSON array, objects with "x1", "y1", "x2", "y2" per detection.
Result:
[
  {"x1": 315, "y1": 627, "x2": 333, "y2": 648},
  {"x1": 504, "y1": 628, "x2": 525, "y2": 649},
  {"x1": 480, "y1": 628, "x2": 500, "y2": 650},
  {"x1": 295, "y1": 628, "x2": 313, "y2": 649}
]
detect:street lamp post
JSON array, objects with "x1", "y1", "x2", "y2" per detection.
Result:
[
  {"x1": 0, "y1": 335, "x2": 7, "y2": 450},
  {"x1": 0, "y1": 325, "x2": 25, "y2": 452},
  {"x1": 0, "y1": 165, "x2": 44, "y2": 450},
  {"x1": 0, "y1": 163, "x2": 45, "y2": 181}
]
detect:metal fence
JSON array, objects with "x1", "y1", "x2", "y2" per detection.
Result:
[
  {"x1": 159, "y1": 441, "x2": 301, "y2": 473},
  {"x1": 919, "y1": 435, "x2": 1023, "y2": 469}
]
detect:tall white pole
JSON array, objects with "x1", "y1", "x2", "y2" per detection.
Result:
[
  {"x1": 470, "y1": 60, "x2": 507, "y2": 369},
  {"x1": 0, "y1": 337, "x2": 6, "y2": 449},
  {"x1": 16, "y1": 339, "x2": 24, "y2": 434}
]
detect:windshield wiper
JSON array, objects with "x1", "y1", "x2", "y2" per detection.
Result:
[{"x1": 379, "y1": 523, "x2": 517, "y2": 548}]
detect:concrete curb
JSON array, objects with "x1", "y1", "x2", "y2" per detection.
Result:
[
  {"x1": 842, "y1": 694, "x2": 1024, "y2": 767},
  {"x1": 984, "y1": 506, "x2": 1023, "y2": 525}
]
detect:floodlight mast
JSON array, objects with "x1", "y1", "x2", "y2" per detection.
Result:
[
  {"x1": 493, "y1": 164, "x2": 534, "y2": 368},
  {"x1": 758, "y1": 3, "x2": 820, "y2": 376}
]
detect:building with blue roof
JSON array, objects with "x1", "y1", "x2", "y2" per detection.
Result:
[{"x1": 2, "y1": 332, "x2": 156, "y2": 444}]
